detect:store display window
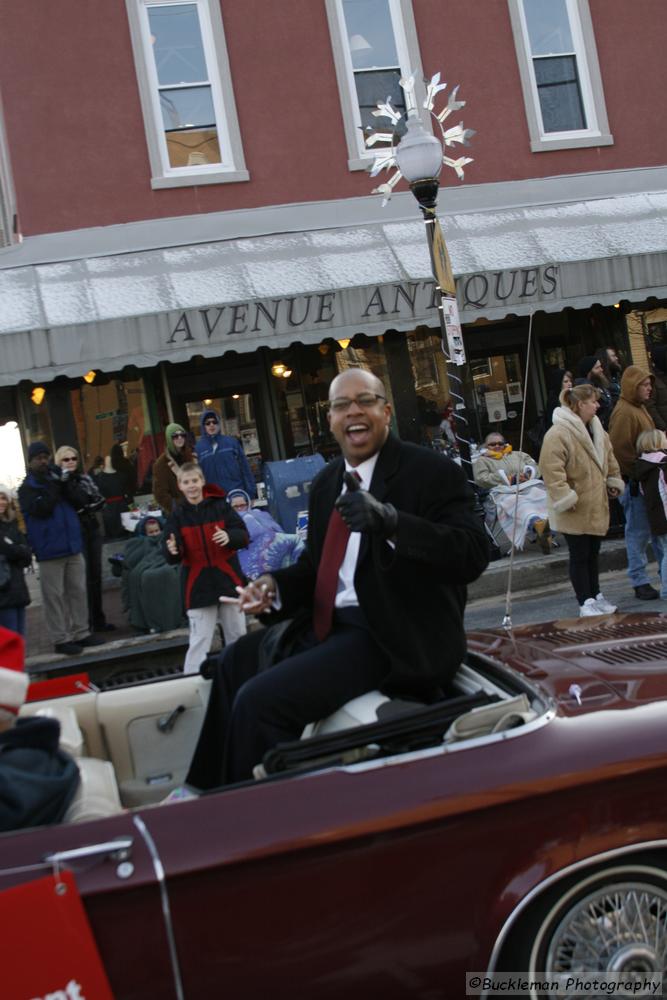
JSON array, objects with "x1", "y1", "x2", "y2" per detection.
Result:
[{"x1": 71, "y1": 377, "x2": 160, "y2": 489}]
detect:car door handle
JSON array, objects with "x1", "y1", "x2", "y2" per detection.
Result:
[
  {"x1": 44, "y1": 836, "x2": 133, "y2": 875},
  {"x1": 157, "y1": 705, "x2": 185, "y2": 733}
]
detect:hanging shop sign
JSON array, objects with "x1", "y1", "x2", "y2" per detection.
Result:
[
  {"x1": 431, "y1": 220, "x2": 457, "y2": 297},
  {"x1": 441, "y1": 297, "x2": 466, "y2": 366}
]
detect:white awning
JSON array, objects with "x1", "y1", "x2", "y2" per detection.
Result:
[{"x1": 0, "y1": 188, "x2": 666, "y2": 386}]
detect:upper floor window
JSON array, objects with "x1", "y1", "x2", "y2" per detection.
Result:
[
  {"x1": 326, "y1": 0, "x2": 427, "y2": 170},
  {"x1": 126, "y1": 0, "x2": 248, "y2": 188},
  {"x1": 0, "y1": 95, "x2": 18, "y2": 249},
  {"x1": 508, "y1": 0, "x2": 613, "y2": 152}
]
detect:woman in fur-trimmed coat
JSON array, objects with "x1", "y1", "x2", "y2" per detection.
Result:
[{"x1": 540, "y1": 383, "x2": 625, "y2": 617}]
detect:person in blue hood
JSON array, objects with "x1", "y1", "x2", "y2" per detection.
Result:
[{"x1": 195, "y1": 409, "x2": 256, "y2": 498}]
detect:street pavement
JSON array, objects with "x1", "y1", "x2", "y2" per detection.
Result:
[
  {"x1": 465, "y1": 565, "x2": 664, "y2": 631},
  {"x1": 21, "y1": 533, "x2": 652, "y2": 672}
]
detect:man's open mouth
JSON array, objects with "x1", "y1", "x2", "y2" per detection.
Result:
[{"x1": 345, "y1": 423, "x2": 369, "y2": 443}]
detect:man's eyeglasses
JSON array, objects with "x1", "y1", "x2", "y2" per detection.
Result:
[
  {"x1": 487, "y1": 440, "x2": 505, "y2": 448},
  {"x1": 204, "y1": 419, "x2": 218, "y2": 426},
  {"x1": 329, "y1": 393, "x2": 386, "y2": 413},
  {"x1": 62, "y1": 456, "x2": 78, "y2": 462}
]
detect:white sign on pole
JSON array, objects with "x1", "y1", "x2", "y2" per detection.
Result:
[{"x1": 441, "y1": 297, "x2": 466, "y2": 366}]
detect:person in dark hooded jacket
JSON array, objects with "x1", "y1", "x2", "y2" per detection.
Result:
[
  {"x1": 164, "y1": 463, "x2": 249, "y2": 673},
  {"x1": 0, "y1": 627, "x2": 79, "y2": 832},
  {"x1": 646, "y1": 345, "x2": 667, "y2": 431},
  {"x1": 575, "y1": 355, "x2": 613, "y2": 429},
  {"x1": 195, "y1": 409, "x2": 256, "y2": 498}
]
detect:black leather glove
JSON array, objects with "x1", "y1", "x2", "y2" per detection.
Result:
[{"x1": 335, "y1": 486, "x2": 398, "y2": 537}]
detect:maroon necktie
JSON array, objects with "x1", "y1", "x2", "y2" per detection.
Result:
[{"x1": 312, "y1": 473, "x2": 360, "y2": 641}]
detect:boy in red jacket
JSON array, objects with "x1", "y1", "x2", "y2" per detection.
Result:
[{"x1": 164, "y1": 463, "x2": 249, "y2": 674}]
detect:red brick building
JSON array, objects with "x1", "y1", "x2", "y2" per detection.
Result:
[{"x1": 0, "y1": 0, "x2": 665, "y2": 479}]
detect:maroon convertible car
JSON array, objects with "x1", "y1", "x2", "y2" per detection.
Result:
[{"x1": 3, "y1": 612, "x2": 667, "y2": 999}]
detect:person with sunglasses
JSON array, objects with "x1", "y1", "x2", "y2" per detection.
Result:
[
  {"x1": 186, "y1": 368, "x2": 489, "y2": 790},
  {"x1": 54, "y1": 445, "x2": 113, "y2": 635},
  {"x1": 195, "y1": 409, "x2": 256, "y2": 500},
  {"x1": 473, "y1": 431, "x2": 553, "y2": 554},
  {"x1": 152, "y1": 423, "x2": 195, "y2": 515}
]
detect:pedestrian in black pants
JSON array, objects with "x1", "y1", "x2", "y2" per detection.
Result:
[
  {"x1": 54, "y1": 446, "x2": 116, "y2": 633},
  {"x1": 560, "y1": 533, "x2": 602, "y2": 606}
]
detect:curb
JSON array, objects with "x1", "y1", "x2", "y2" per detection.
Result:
[{"x1": 468, "y1": 538, "x2": 630, "y2": 601}]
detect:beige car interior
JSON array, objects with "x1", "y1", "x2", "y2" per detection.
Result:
[
  {"x1": 18, "y1": 660, "x2": 535, "y2": 825},
  {"x1": 20, "y1": 674, "x2": 212, "y2": 821}
]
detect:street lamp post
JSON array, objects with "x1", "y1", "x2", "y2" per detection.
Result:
[
  {"x1": 394, "y1": 114, "x2": 472, "y2": 472},
  {"x1": 364, "y1": 73, "x2": 476, "y2": 478}
]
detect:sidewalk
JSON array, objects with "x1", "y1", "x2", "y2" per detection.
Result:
[
  {"x1": 23, "y1": 558, "x2": 190, "y2": 671},
  {"x1": 22, "y1": 534, "x2": 632, "y2": 670},
  {"x1": 467, "y1": 536, "x2": 630, "y2": 601}
]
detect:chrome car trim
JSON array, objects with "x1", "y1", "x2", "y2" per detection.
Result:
[
  {"x1": 482, "y1": 840, "x2": 667, "y2": 1000},
  {"x1": 44, "y1": 836, "x2": 133, "y2": 866},
  {"x1": 338, "y1": 707, "x2": 557, "y2": 776},
  {"x1": 133, "y1": 814, "x2": 185, "y2": 1000}
]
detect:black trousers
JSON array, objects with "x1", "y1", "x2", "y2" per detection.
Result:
[
  {"x1": 186, "y1": 611, "x2": 390, "y2": 788},
  {"x1": 562, "y1": 532, "x2": 602, "y2": 604},
  {"x1": 82, "y1": 520, "x2": 106, "y2": 629}
]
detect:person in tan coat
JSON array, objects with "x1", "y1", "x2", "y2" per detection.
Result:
[
  {"x1": 540, "y1": 383, "x2": 624, "y2": 617},
  {"x1": 608, "y1": 365, "x2": 663, "y2": 600}
]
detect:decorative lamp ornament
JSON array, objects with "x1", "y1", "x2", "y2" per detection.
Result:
[
  {"x1": 364, "y1": 71, "x2": 474, "y2": 206},
  {"x1": 363, "y1": 68, "x2": 477, "y2": 498},
  {"x1": 337, "y1": 338, "x2": 351, "y2": 350},
  {"x1": 31, "y1": 386, "x2": 46, "y2": 406},
  {"x1": 83, "y1": 370, "x2": 96, "y2": 384},
  {"x1": 271, "y1": 362, "x2": 287, "y2": 378}
]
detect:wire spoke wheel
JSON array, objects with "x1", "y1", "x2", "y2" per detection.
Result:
[{"x1": 528, "y1": 871, "x2": 667, "y2": 999}]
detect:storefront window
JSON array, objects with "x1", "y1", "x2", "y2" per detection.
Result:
[
  {"x1": 470, "y1": 352, "x2": 526, "y2": 445},
  {"x1": 407, "y1": 327, "x2": 452, "y2": 449},
  {"x1": 70, "y1": 377, "x2": 160, "y2": 491},
  {"x1": 20, "y1": 391, "x2": 53, "y2": 452}
]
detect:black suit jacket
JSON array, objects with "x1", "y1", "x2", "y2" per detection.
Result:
[{"x1": 272, "y1": 434, "x2": 489, "y2": 699}]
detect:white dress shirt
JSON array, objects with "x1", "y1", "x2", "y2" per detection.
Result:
[{"x1": 335, "y1": 453, "x2": 379, "y2": 608}]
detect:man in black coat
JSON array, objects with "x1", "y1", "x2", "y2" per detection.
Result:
[{"x1": 186, "y1": 369, "x2": 489, "y2": 788}]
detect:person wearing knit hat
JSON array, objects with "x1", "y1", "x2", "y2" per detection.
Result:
[
  {"x1": 0, "y1": 627, "x2": 28, "y2": 725},
  {"x1": 195, "y1": 408, "x2": 256, "y2": 499},
  {"x1": 152, "y1": 423, "x2": 195, "y2": 515},
  {"x1": 647, "y1": 345, "x2": 667, "y2": 431},
  {"x1": 27, "y1": 441, "x2": 50, "y2": 462},
  {"x1": 0, "y1": 627, "x2": 80, "y2": 831}
]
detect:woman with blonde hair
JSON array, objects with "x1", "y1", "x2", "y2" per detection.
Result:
[
  {"x1": 0, "y1": 485, "x2": 32, "y2": 636},
  {"x1": 54, "y1": 446, "x2": 114, "y2": 634},
  {"x1": 540, "y1": 383, "x2": 625, "y2": 617}
]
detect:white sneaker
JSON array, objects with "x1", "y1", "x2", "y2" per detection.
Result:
[
  {"x1": 595, "y1": 593, "x2": 617, "y2": 614},
  {"x1": 580, "y1": 598, "x2": 603, "y2": 617}
]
